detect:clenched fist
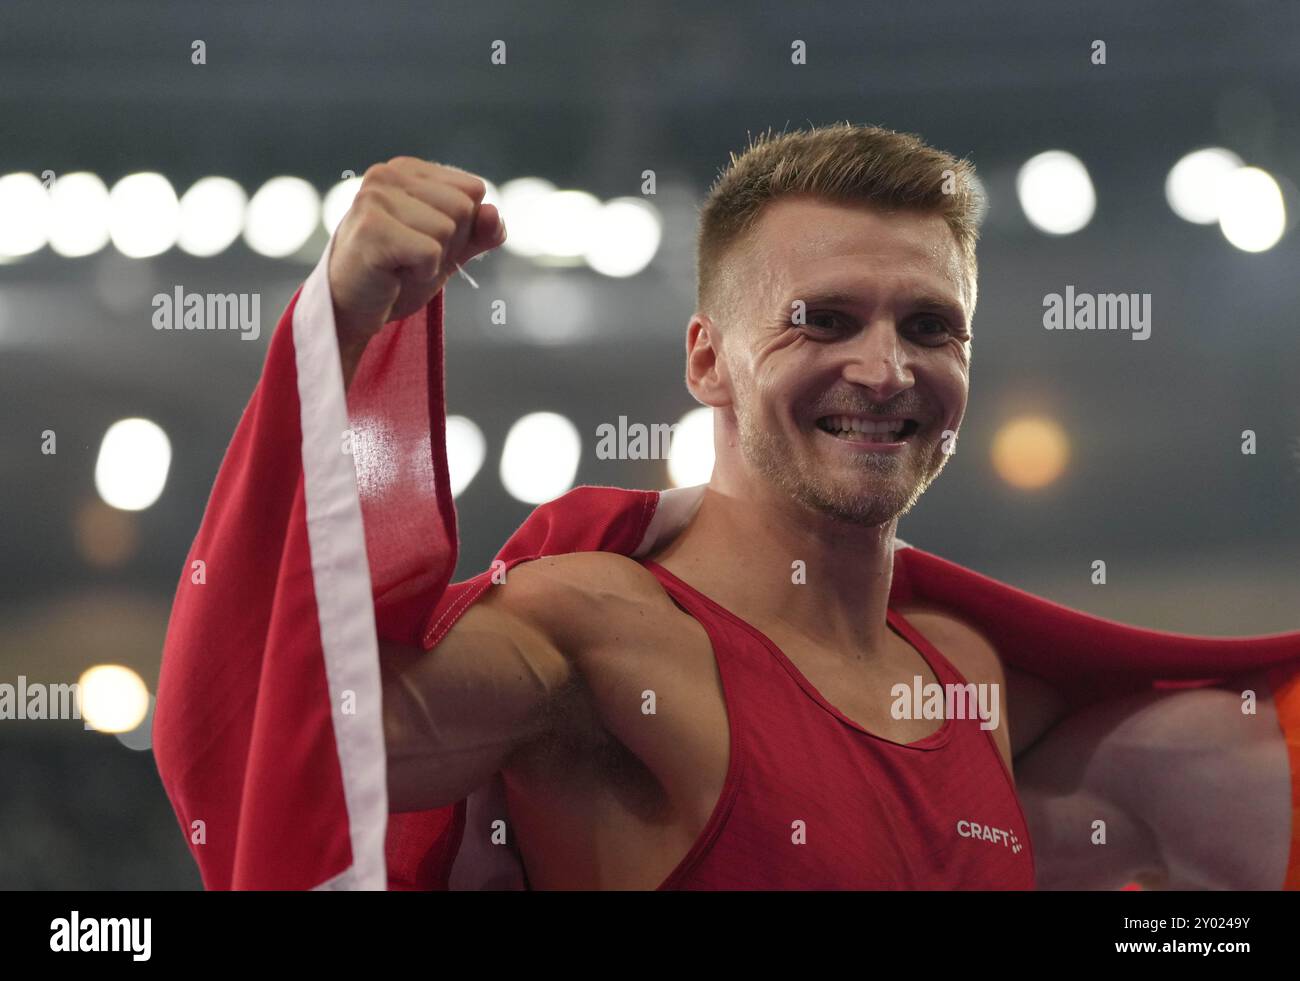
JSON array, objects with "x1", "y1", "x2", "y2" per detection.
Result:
[{"x1": 329, "y1": 157, "x2": 506, "y2": 349}]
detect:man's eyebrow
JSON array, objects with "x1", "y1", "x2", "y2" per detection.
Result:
[
  {"x1": 789, "y1": 288, "x2": 967, "y2": 324},
  {"x1": 790, "y1": 288, "x2": 866, "y2": 309}
]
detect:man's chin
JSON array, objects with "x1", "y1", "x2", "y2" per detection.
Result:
[
  {"x1": 793, "y1": 478, "x2": 921, "y2": 528},
  {"x1": 806, "y1": 452, "x2": 949, "y2": 525},
  {"x1": 741, "y1": 425, "x2": 942, "y2": 525}
]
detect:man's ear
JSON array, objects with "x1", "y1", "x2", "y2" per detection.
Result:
[{"x1": 685, "y1": 313, "x2": 732, "y2": 408}]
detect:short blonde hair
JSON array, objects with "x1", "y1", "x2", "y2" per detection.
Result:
[{"x1": 696, "y1": 122, "x2": 983, "y2": 318}]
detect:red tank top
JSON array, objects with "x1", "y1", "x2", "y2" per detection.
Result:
[{"x1": 643, "y1": 560, "x2": 1035, "y2": 890}]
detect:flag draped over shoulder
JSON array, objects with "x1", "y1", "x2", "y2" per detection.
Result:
[{"x1": 154, "y1": 238, "x2": 1300, "y2": 891}]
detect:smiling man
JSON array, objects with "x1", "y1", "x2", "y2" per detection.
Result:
[
  {"x1": 371, "y1": 129, "x2": 1034, "y2": 888},
  {"x1": 155, "y1": 123, "x2": 1300, "y2": 891},
  {"x1": 715, "y1": 194, "x2": 968, "y2": 526}
]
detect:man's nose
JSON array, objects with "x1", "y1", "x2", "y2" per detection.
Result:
[{"x1": 840, "y1": 320, "x2": 914, "y2": 402}]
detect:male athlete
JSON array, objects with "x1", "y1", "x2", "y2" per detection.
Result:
[{"x1": 155, "y1": 124, "x2": 1300, "y2": 890}]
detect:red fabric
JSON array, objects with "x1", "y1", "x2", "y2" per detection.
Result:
[
  {"x1": 643, "y1": 561, "x2": 1034, "y2": 889},
  {"x1": 888, "y1": 547, "x2": 1300, "y2": 705},
  {"x1": 154, "y1": 285, "x2": 354, "y2": 888},
  {"x1": 350, "y1": 287, "x2": 458, "y2": 648},
  {"x1": 155, "y1": 273, "x2": 457, "y2": 889}
]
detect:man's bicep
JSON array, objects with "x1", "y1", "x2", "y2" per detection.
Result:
[
  {"x1": 380, "y1": 595, "x2": 573, "y2": 812},
  {"x1": 1107, "y1": 680, "x2": 1291, "y2": 889},
  {"x1": 1013, "y1": 695, "x2": 1166, "y2": 888},
  {"x1": 1017, "y1": 681, "x2": 1293, "y2": 889}
]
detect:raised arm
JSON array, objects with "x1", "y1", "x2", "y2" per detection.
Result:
[
  {"x1": 329, "y1": 157, "x2": 506, "y2": 389},
  {"x1": 154, "y1": 156, "x2": 508, "y2": 889}
]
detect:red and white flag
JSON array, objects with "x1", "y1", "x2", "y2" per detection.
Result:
[{"x1": 154, "y1": 237, "x2": 460, "y2": 889}]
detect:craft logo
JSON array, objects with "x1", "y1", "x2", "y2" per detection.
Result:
[
  {"x1": 957, "y1": 820, "x2": 1025, "y2": 855},
  {"x1": 151, "y1": 286, "x2": 261, "y2": 340},
  {"x1": 1042, "y1": 286, "x2": 1151, "y2": 340},
  {"x1": 595, "y1": 415, "x2": 679, "y2": 460},
  {"x1": 49, "y1": 911, "x2": 151, "y2": 961},
  {"x1": 890, "y1": 676, "x2": 1000, "y2": 731}
]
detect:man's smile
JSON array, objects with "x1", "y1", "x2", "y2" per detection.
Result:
[{"x1": 814, "y1": 413, "x2": 921, "y2": 450}]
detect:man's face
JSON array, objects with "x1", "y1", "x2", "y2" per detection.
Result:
[{"x1": 709, "y1": 195, "x2": 972, "y2": 527}]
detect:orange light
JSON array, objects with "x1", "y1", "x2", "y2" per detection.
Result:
[{"x1": 990, "y1": 416, "x2": 1070, "y2": 490}]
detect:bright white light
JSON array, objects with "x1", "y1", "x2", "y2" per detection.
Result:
[
  {"x1": 1165, "y1": 148, "x2": 1244, "y2": 224},
  {"x1": 585, "y1": 197, "x2": 662, "y2": 277},
  {"x1": 499, "y1": 411, "x2": 581, "y2": 504},
  {"x1": 445, "y1": 415, "x2": 486, "y2": 498},
  {"x1": 322, "y1": 176, "x2": 362, "y2": 236},
  {"x1": 178, "y1": 177, "x2": 247, "y2": 256},
  {"x1": 109, "y1": 172, "x2": 181, "y2": 257},
  {"x1": 1217, "y1": 167, "x2": 1286, "y2": 253},
  {"x1": 499, "y1": 177, "x2": 557, "y2": 258},
  {"x1": 94, "y1": 418, "x2": 172, "y2": 511},
  {"x1": 78, "y1": 664, "x2": 150, "y2": 734},
  {"x1": 244, "y1": 176, "x2": 321, "y2": 257},
  {"x1": 667, "y1": 407, "x2": 714, "y2": 487},
  {"x1": 529, "y1": 190, "x2": 601, "y2": 262},
  {"x1": 1016, "y1": 150, "x2": 1096, "y2": 235},
  {"x1": 49, "y1": 172, "x2": 110, "y2": 257},
  {"x1": 0, "y1": 172, "x2": 52, "y2": 257}
]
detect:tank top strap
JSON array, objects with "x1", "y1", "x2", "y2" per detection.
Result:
[
  {"x1": 886, "y1": 606, "x2": 973, "y2": 689},
  {"x1": 642, "y1": 559, "x2": 711, "y2": 618},
  {"x1": 640, "y1": 559, "x2": 759, "y2": 666}
]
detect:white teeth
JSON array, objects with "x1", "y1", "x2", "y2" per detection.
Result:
[{"x1": 823, "y1": 415, "x2": 904, "y2": 436}]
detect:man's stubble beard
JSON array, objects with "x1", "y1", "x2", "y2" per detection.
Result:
[{"x1": 735, "y1": 402, "x2": 952, "y2": 528}]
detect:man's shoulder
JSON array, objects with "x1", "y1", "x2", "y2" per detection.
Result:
[
  {"x1": 507, "y1": 550, "x2": 667, "y2": 596},
  {"x1": 897, "y1": 604, "x2": 1005, "y2": 684},
  {"x1": 487, "y1": 551, "x2": 678, "y2": 646}
]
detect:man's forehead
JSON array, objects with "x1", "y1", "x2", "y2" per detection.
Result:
[{"x1": 747, "y1": 197, "x2": 969, "y2": 308}]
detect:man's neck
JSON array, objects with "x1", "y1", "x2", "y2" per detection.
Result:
[{"x1": 648, "y1": 480, "x2": 898, "y2": 659}]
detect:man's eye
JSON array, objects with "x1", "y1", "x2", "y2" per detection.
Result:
[
  {"x1": 912, "y1": 317, "x2": 950, "y2": 341},
  {"x1": 805, "y1": 312, "x2": 844, "y2": 331}
]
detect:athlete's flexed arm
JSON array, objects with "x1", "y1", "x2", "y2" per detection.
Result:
[
  {"x1": 322, "y1": 157, "x2": 590, "y2": 814},
  {"x1": 380, "y1": 566, "x2": 576, "y2": 813},
  {"x1": 1016, "y1": 672, "x2": 1294, "y2": 889}
]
